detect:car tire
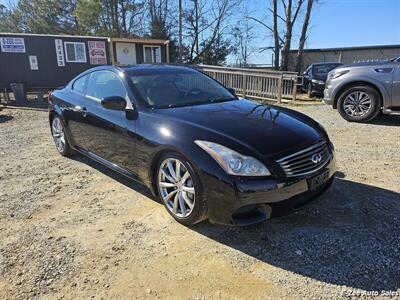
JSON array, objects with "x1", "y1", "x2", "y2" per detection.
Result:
[
  {"x1": 307, "y1": 84, "x2": 314, "y2": 97},
  {"x1": 156, "y1": 153, "x2": 207, "y2": 226},
  {"x1": 51, "y1": 115, "x2": 73, "y2": 157},
  {"x1": 337, "y1": 85, "x2": 381, "y2": 122}
]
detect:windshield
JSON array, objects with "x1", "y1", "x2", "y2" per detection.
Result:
[
  {"x1": 313, "y1": 64, "x2": 341, "y2": 75},
  {"x1": 130, "y1": 69, "x2": 235, "y2": 108}
]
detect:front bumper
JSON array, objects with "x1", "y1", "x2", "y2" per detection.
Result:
[
  {"x1": 323, "y1": 86, "x2": 334, "y2": 105},
  {"x1": 311, "y1": 83, "x2": 325, "y2": 95},
  {"x1": 204, "y1": 154, "x2": 336, "y2": 226}
]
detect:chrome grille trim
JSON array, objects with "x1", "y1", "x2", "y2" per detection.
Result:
[{"x1": 277, "y1": 141, "x2": 331, "y2": 177}]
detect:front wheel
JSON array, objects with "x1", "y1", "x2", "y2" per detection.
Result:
[
  {"x1": 51, "y1": 116, "x2": 73, "y2": 157},
  {"x1": 156, "y1": 153, "x2": 207, "y2": 226},
  {"x1": 337, "y1": 85, "x2": 381, "y2": 122}
]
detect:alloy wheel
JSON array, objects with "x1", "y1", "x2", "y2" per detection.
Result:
[
  {"x1": 158, "y1": 158, "x2": 195, "y2": 218},
  {"x1": 343, "y1": 91, "x2": 372, "y2": 117},
  {"x1": 52, "y1": 117, "x2": 66, "y2": 153}
]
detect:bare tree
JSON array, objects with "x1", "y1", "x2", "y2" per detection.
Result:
[
  {"x1": 232, "y1": 10, "x2": 255, "y2": 66},
  {"x1": 280, "y1": 0, "x2": 304, "y2": 71},
  {"x1": 148, "y1": 0, "x2": 169, "y2": 37},
  {"x1": 74, "y1": 0, "x2": 146, "y2": 37},
  {"x1": 295, "y1": 0, "x2": 314, "y2": 72},
  {"x1": 247, "y1": 0, "x2": 285, "y2": 70},
  {"x1": 248, "y1": 0, "x2": 316, "y2": 70},
  {"x1": 182, "y1": 0, "x2": 238, "y2": 64}
]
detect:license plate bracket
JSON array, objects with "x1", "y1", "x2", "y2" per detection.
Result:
[{"x1": 307, "y1": 169, "x2": 329, "y2": 191}]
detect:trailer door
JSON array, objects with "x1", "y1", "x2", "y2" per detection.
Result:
[{"x1": 115, "y1": 43, "x2": 137, "y2": 66}]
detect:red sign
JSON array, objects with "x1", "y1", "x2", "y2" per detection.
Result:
[{"x1": 88, "y1": 41, "x2": 107, "y2": 65}]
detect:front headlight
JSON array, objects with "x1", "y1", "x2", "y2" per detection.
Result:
[
  {"x1": 312, "y1": 79, "x2": 325, "y2": 85},
  {"x1": 195, "y1": 140, "x2": 271, "y2": 176},
  {"x1": 331, "y1": 70, "x2": 349, "y2": 79}
]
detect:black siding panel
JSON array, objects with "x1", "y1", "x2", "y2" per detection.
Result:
[
  {"x1": 135, "y1": 44, "x2": 144, "y2": 64},
  {"x1": 0, "y1": 34, "x2": 110, "y2": 90}
]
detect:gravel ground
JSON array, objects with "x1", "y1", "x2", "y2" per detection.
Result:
[{"x1": 0, "y1": 103, "x2": 399, "y2": 300}]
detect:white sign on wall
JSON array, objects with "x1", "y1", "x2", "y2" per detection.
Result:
[
  {"x1": 55, "y1": 39, "x2": 65, "y2": 67},
  {"x1": 29, "y1": 55, "x2": 38, "y2": 70},
  {"x1": 88, "y1": 41, "x2": 107, "y2": 65},
  {"x1": 0, "y1": 37, "x2": 26, "y2": 53}
]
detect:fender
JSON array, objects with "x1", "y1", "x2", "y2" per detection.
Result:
[{"x1": 332, "y1": 76, "x2": 390, "y2": 108}]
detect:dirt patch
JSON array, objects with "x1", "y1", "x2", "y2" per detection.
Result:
[{"x1": 0, "y1": 105, "x2": 399, "y2": 299}]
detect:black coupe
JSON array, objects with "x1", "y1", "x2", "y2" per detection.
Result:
[{"x1": 49, "y1": 65, "x2": 336, "y2": 226}]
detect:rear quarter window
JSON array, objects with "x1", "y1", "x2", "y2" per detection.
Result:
[{"x1": 72, "y1": 75, "x2": 87, "y2": 94}]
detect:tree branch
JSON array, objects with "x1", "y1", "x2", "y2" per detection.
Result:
[{"x1": 267, "y1": 8, "x2": 285, "y2": 22}]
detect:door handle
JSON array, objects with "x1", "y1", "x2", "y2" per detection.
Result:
[{"x1": 81, "y1": 107, "x2": 87, "y2": 117}]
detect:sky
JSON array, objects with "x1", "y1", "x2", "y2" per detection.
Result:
[
  {"x1": 1, "y1": 0, "x2": 399, "y2": 65},
  {"x1": 246, "y1": 0, "x2": 400, "y2": 64}
]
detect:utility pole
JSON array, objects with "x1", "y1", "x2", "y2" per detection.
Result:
[
  {"x1": 178, "y1": 0, "x2": 183, "y2": 63},
  {"x1": 195, "y1": 0, "x2": 199, "y2": 56}
]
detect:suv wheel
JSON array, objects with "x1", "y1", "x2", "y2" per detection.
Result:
[{"x1": 337, "y1": 85, "x2": 381, "y2": 122}]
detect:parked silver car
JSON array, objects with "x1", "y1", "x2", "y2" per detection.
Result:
[{"x1": 323, "y1": 57, "x2": 400, "y2": 122}]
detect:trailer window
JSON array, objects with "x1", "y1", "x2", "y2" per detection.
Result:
[
  {"x1": 143, "y1": 46, "x2": 161, "y2": 63},
  {"x1": 64, "y1": 42, "x2": 87, "y2": 63}
]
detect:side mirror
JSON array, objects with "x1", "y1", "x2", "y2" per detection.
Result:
[
  {"x1": 227, "y1": 87, "x2": 237, "y2": 97},
  {"x1": 302, "y1": 71, "x2": 307, "y2": 76},
  {"x1": 101, "y1": 96, "x2": 127, "y2": 111}
]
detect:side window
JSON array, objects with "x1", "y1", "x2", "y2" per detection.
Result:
[
  {"x1": 86, "y1": 71, "x2": 128, "y2": 100},
  {"x1": 72, "y1": 75, "x2": 87, "y2": 94},
  {"x1": 143, "y1": 45, "x2": 161, "y2": 63}
]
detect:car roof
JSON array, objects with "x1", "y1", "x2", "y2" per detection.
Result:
[
  {"x1": 69, "y1": 64, "x2": 199, "y2": 85},
  {"x1": 123, "y1": 64, "x2": 199, "y2": 76}
]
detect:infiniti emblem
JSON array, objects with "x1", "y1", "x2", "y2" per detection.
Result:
[{"x1": 311, "y1": 154, "x2": 322, "y2": 164}]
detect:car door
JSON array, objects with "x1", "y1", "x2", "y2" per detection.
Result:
[
  {"x1": 64, "y1": 74, "x2": 92, "y2": 148},
  {"x1": 391, "y1": 64, "x2": 400, "y2": 107},
  {"x1": 79, "y1": 70, "x2": 137, "y2": 174}
]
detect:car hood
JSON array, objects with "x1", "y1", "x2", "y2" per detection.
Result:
[
  {"x1": 341, "y1": 60, "x2": 393, "y2": 68},
  {"x1": 312, "y1": 73, "x2": 328, "y2": 81},
  {"x1": 156, "y1": 99, "x2": 323, "y2": 157}
]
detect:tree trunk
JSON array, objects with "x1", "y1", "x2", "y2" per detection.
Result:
[
  {"x1": 295, "y1": 0, "x2": 314, "y2": 73},
  {"x1": 280, "y1": 0, "x2": 293, "y2": 71},
  {"x1": 112, "y1": 0, "x2": 119, "y2": 37}
]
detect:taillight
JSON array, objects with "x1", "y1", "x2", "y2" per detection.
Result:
[{"x1": 48, "y1": 91, "x2": 53, "y2": 103}]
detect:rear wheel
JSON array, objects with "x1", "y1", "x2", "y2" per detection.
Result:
[
  {"x1": 337, "y1": 85, "x2": 381, "y2": 122},
  {"x1": 307, "y1": 84, "x2": 314, "y2": 97},
  {"x1": 156, "y1": 153, "x2": 207, "y2": 226},
  {"x1": 51, "y1": 116, "x2": 73, "y2": 157}
]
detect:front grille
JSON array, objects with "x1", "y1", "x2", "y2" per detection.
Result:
[{"x1": 277, "y1": 141, "x2": 331, "y2": 177}]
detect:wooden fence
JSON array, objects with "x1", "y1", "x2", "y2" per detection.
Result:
[{"x1": 197, "y1": 65, "x2": 300, "y2": 103}]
